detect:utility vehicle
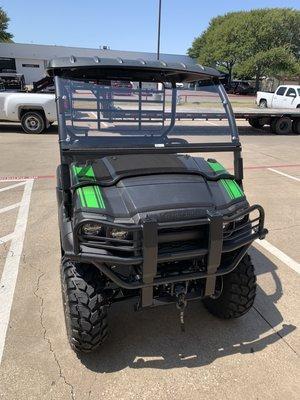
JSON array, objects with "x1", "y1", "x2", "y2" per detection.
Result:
[{"x1": 48, "y1": 57, "x2": 268, "y2": 353}]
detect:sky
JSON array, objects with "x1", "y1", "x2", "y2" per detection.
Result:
[{"x1": 2, "y1": 0, "x2": 300, "y2": 55}]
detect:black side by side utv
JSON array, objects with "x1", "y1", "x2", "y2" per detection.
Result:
[{"x1": 47, "y1": 57, "x2": 267, "y2": 353}]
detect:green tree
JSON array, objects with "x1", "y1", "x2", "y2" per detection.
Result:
[
  {"x1": 235, "y1": 47, "x2": 299, "y2": 88},
  {"x1": 188, "y1": 13, "x2": 245, "y2": 84},
  {"x1": 0, "y1": 7, "x2": 13, "y2": 42},
  {"x1": 188, "y1": 8, "x2": 300, "y2": 89}
]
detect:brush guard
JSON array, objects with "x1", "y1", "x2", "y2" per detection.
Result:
[{"x1": 64, "y1": 204, "x2": 267, "y2": 308}]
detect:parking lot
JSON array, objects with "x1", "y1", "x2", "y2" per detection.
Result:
[{"x1": 0, "y1": 120, "x2": 299, "y2": 400}]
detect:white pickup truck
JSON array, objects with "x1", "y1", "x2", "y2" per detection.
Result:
[
  {"x1": 256, "y1": 85, "x2": 300, "y2": 109},
  {"x1": 0, "y1": 92, "x2": 56, "y2": 133}
]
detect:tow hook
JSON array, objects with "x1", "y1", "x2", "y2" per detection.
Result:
[{"x1": 175, "y1": 285, "x2": 187, "y2": 332}]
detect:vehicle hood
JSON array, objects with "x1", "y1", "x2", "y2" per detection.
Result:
[{"x1": 71, "y1": 154, "x2": 246, "y2": 221}]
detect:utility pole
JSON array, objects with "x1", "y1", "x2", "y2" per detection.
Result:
[{"x1": 157, "y1": 0, "x2": 162, "y2": 60}]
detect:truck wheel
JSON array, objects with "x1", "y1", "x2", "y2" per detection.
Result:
[
  {"x1": 21, "y1": 111, "x2": 45, "y2": 134},
  {"x1": 203, "y1": 253, "x2": 256, "y2": 319},
  {"x1": 259, "y1": 99, "x2": 267, "y2": 108},
  {"x1": 292, "y1": 119, "x2": 300, "y2": 134},
  {"x1": 270, "y1": 117, "x2": 292, "y2": 134},
  {"x1": 248, "y1": 117, "x2": 264, "y2": 129},
  {"x1": 61, "y1": 260, "x2": 108, "y2": 353}
]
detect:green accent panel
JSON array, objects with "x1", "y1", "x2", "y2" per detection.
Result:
[
  {"x1": 77, "y1": 188, "x2": 87, "y2": 207},
  {"x1": 72, "y1": 165, "x2": 95, "y2": 183},
  {"x1": 227, "y1": 179, "x2": 244, "y2": 198},
  {"x1": 207, "y1": 161, "x2": 227, "y2": 173},
  {"x1": 220, "y1": 179, "x2": 234, "y2": 199},
  {"x1": 79, "y1": 186, "x2": 100, "y2": 208},
  {"x1": 207, "y1": 160, "x2": 243, "y2": 200},
  {"x1": 72, "y1": 164, "x2": 105, "y2": 208},
  {"x1": 220, "y1": 179, "x2": 244, "y2": 200}
]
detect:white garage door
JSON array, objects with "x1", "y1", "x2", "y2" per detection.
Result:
[{"x1": 15, "y1": 59, "x2": 46, "y2": 85}]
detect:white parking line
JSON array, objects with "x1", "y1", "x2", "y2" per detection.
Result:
[
  {"x1": 0, "y1": 179, "x2": 34, "y2": 364},
  {"x1": 268, "y1": 168, "x2": 300, "y2": 182},
  {"x1": 0, "y1": 202, "x2": 21, "y2": 214},
  {"x1": 204, "y1": 120, "x2": 219, "y2": 126},
  {"x1": 0, "y1": 177, "x2": 38, "y2": 182},
  {"x1": 0, "y1": 233, "x2": 15, "y2": 245},
  {"x1": 255, "y1": 239, "x2": 300, "y2": 275},
  {"x1": 0, "y1": 182, "x2": 26, "y2": 193}
]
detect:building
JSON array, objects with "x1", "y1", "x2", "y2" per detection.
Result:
[{"x1": 0, "y1": 43, "x2": 195, "y2": 85}]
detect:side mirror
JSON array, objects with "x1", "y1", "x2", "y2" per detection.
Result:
[{"x1": 287, "y1": 92, "x2": 296, "y2": 98}]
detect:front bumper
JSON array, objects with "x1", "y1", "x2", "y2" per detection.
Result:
[{"x1": 62, "y1": 204, "x2": 267, "y2": 305}]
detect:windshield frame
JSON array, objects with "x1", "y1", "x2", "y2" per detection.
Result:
[{"x1": 54, "y1": 76, "x2": 239, "y2": 149}]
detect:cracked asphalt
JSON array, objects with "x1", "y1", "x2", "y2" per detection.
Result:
[{"x1": 0, "y1": 121, "x2": 299, "y2": 400}]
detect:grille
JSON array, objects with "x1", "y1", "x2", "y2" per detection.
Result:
[{"x1": 157, "y1": 225, "x2": 208, "y2": 255}]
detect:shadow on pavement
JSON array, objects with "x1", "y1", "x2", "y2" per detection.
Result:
[
  {"x1": 0, "y1": 122, "x2": 58, "y2": 134},
  {"x1": 78, "y1": 247, "x2": 296, "y2": 372}
]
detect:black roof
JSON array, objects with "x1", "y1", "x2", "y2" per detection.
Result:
[{"x1": 47, "y1": 56, "x2": 221, "y2": 82}]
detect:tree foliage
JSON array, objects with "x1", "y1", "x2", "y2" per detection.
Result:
[
  {"x1": 0, "y1": 7, "x2": 13, "y2": 42},
  {"x1": 235, "y1": 47, "x2": 299, "y2": 84},
  {"x1": 188, "y1": 8, "x2": 300, "y2": 87},
  {"x1": 188, "y1": 13, "x2": 245, "y2": 81}
]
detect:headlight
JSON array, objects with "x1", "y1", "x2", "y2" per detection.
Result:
[
  {"x1": 81, "y1": 222, "x2": 103, "y2": 235},
  {"x1": 223, "y1": 221, "x2": 231, "y2": 230},
  {"x1": 236, "y1": 213, "x2": 249, "y2": 224},
  {"x1": 107, "y1": 227, "x2": 128, "y2": 240}
]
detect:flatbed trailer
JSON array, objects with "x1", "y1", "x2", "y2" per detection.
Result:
[
  {"x1": 109, "y1": 108, "x2": 300, "y2": 134},
  {"x1": 172, "y1": 109, "x2": 300, "y2": 134}
]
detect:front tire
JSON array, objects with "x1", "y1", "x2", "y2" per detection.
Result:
[
  {"x1": 61, "y1": 260, "x2": 108, "y2": 353},
  {"x1": 203, "y1": 253, "x2": 256, "y2": 319},
  {"x1": 21, "y1": 111, "x2": 45, "y2": 134}
]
